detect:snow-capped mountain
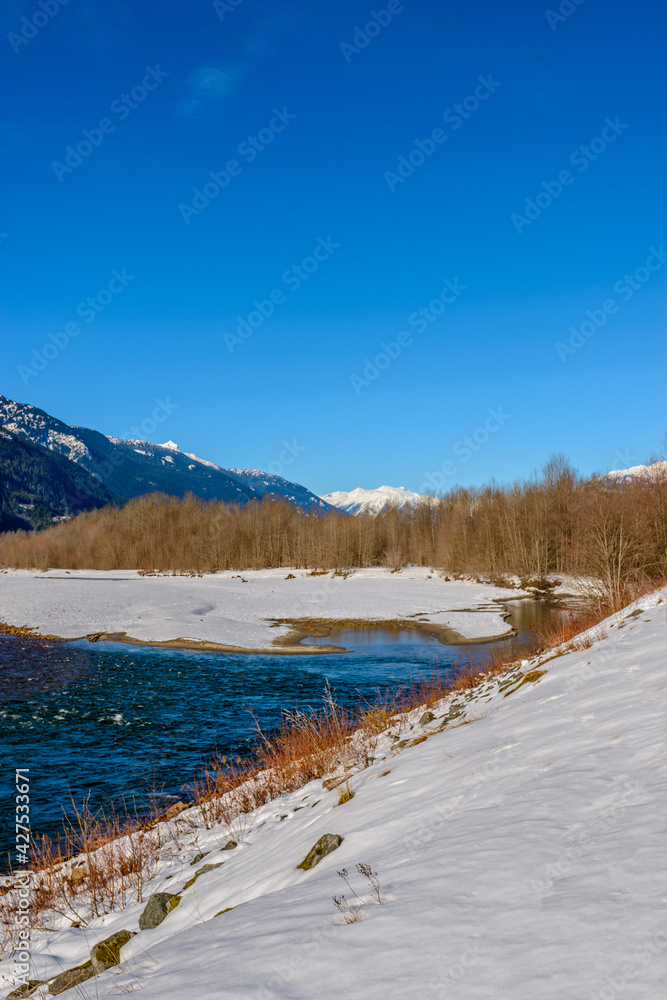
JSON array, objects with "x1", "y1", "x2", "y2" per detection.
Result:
[
  {"x1": 604, "y1": 459, "x2": 667, "y2": 483},
  {"x1": 320, "y1": 485, "x2": 427, "y2": 516},
  {"x1": 0, "y1": 396, "x2": 326, "y2": 512},
  {"x1": 226, "y1": 469, "x2": 331, "y2": 511},
  {"x1": 0, "y1": 427, "x2": 114, "y2": 531}
]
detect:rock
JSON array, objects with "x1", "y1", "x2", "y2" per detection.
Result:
[
  {"x1": 163, "y1": 801, "x2": 188, "y2": 821},
  {"x1": 222, "y1": 840, "x2": 237, "y2": 850},
  {"x1": 297, "y1": 834, "x2": 343, "y2": 871},
  {"x1": 8, "y1": 982, "x2": 44, "y2": 999},
  {"x1": 138, "y1": 892, "x2": 181, "y2": 930},
  {"x1": 523, "y1": 669, "x2": 548, "y2": 684},
  {"x1": 419, "y1": 711, "x2": 436, "y2": 725},
  {"x1": 90, "y1": 929, "x2": 136, "y2": 973},
  {"x1": 214, "y1": 906, "x2": 234, "y2": 916},
  {"x1": 48, "y1": 961, "x2": 96, "y2": 995},
  {"x1": 190, "y1": 851, "x2": 210, "y2": 865},
  {"x1": 503, "y1": 669, "x2": 548, "y2": 697},
  {"x1": 183, "y1": 862, "x2": 224, "y2": 889},
  {"x1": 440, "y1": 706, "x2": 463, "y2": 724}
]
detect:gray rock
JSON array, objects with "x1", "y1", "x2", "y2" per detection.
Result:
[
  {"x1": 90, "y1": 929, "x2": 136, "y2": 973},
  {"x1": 297, "y1": 834, "x2": 343, "y2": 871},
  {"x1": 440, "y1": 706, "x2": 463, "y2": 723},
  {"x1": 222, "y1": 840, "x2": 238, "y2": 850},
  {"x1": 183, "y1": 862, "x2": 224, "y2": 890},
  {"x1": 138, "y1": 892, "x2": 181, "y2": 930},
  {"x1": 190, "y1": 851, "x2": 210, "y2": 865},
  {"x1": 8, "y1": 982, "x2": 44, "y2": 1000},
  {"x1": 48, "y1": 961, "x2": 96, "y2": 995},
  {"x1": 419, "y1": 711, "x2": 436, "y2": 725}
]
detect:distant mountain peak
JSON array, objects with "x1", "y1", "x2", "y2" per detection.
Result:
[
  {"x1": 603, "y1": 460, "x2": 667, "y2": 483},
  {"x1": 184, "y1": 451, "x2": 221, "y2": 470},
  {"x1": 321, "y1": 485, "x2": 426, "y2": 515},
  {"x1": 0, "y1": 395, "x2": 328, "y2": 514}
]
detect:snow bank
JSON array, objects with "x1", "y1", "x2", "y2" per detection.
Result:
[
  {"x1": 2, "y1": 587, "x2": 665, "y2": 998},
  {"x1": 0, "y1": 568, "x2": 521, "y2": 648}
]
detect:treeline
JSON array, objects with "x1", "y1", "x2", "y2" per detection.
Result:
[
  {"x1": 1, "y1": 456, "x2": 666, "y2": 594},
  {"x1": 0, "y1": 430, "x2": 113, "y2": 532}
]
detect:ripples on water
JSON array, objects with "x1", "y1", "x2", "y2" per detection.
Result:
[{"x1": 0, "y1": 600, "x2": 563, "y2": 861}]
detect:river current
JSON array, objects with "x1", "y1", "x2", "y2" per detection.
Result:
[{"x1": 0, "y1": 599, "x2": 565, "y2": 863}]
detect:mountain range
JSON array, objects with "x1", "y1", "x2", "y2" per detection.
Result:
[
  {"x1": 0, "y1": 428, "x2": 115, "y2": 532},
  {"x1": 0, "y1": 395, "x2": 329, "y2": 531},
  {"x1": 603, "y1": 460, "x2": 667, "y2": 483},
  {"x1": 2, "y1": 395, "x2": 663, "y2": 533},
  {"x1": 320, "y1": 485, "x2": 427, "y2": 515}
]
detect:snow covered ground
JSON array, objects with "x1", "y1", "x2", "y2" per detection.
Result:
[
  {"x1": 2, "y1": 587, "x2": 665, "y2": 999},
  {"x1": 0, "y1": 568, "x2": 521, "y2": 649}
]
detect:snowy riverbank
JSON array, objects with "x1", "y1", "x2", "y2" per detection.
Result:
[
  {"x1": 0, "y1": 568, "x2": 526, "y2": 651},
  {"x1": 1, "y1": 586, "x2": 665, "y2": 998}
]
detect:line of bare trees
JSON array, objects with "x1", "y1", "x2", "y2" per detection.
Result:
[{"x1": 1, "y1": 456, "x2": 665, "y2": 595}]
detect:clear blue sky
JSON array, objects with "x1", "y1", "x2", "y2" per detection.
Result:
[{"x1": 1, "y1": 0, "x2": 665, "y2": 495}]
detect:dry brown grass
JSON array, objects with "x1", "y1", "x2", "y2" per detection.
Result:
[
  {"x1": 188, "y1": 688, "x2": 370, "y2": 837},
  {"x1": 0, "y1": 796, "x2": 165, "y2": 958},
  {"x1": 535, "y1": 579, "x2": 666, "y2": 652},
  {"x1": 536, "y1": 610, "x2": 603, "y2": 650}
]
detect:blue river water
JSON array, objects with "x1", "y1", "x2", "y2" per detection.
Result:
[{"x1": 0, "y1": 600, "x2": 563, "y2": 864}]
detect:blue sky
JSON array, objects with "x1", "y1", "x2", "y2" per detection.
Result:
[{"x1": 1, "y1": 0, "x2": 665, "y2": 495}]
